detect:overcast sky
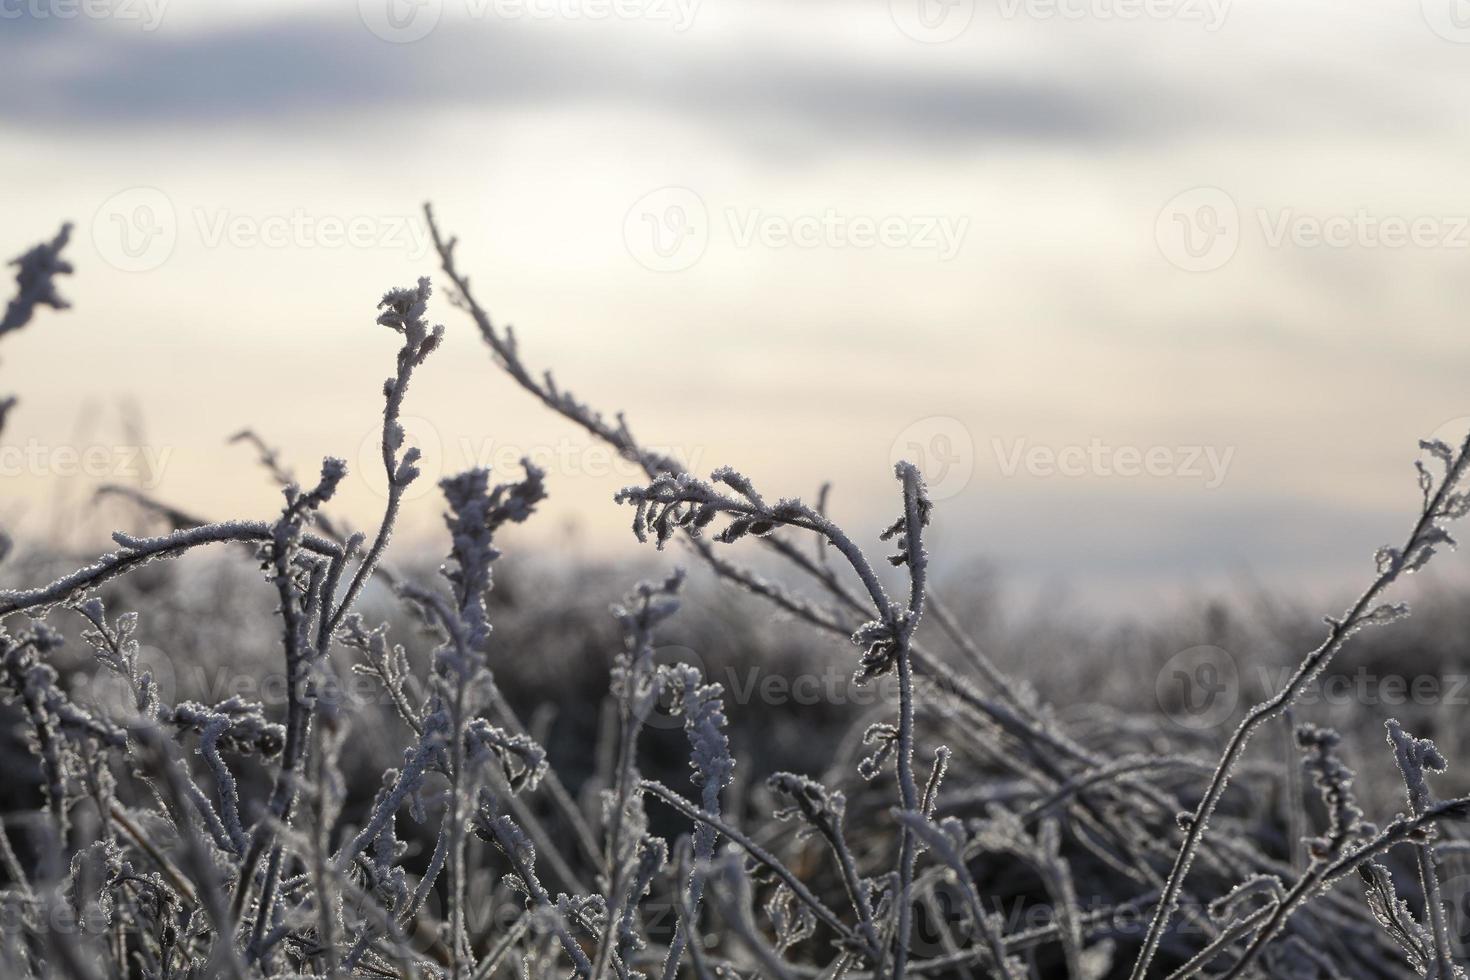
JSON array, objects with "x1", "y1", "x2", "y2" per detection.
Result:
[{"x1": 4, "y1": 0, "x2": 1470, "y2": 611}]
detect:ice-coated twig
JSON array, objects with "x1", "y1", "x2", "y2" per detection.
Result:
[
  {"x1": 702, "y1": 849, "x2": 802, "y2": 980},
  {"x1": 1128, "y1": 433, "x2": 1470, "y2": 980},
  {"x1": 0, "y1": 521, "x2": 343, "y2": 618},
  {"x1": 669, "y1": 836, "x2": 720, "y2": 980},
  {"x1": 422, "y1": 207, "x2": 1190, "y2": 863},
  {"x1": 244, "y1": 457, "x2": 346, "y2": 967},
  {"x1": 892, "y1": 813, "x2": 1020, "y2": 980},
  {"x1": 325, "y1": 277, "x2": 443, "y2": 637},
  {"x1": 659, "y1": 663, "x2": 734, "y2": 980},
  {"x1": 1385, "y1": 719, "x2": 1461, "y2": 980},
  {"x1": 1, "y1": 224, "x2": 72, "y2": 337},
  {"x1": 128, "y1": 720, "x2": 250, "y2": 980},
  {"x1": 640, "y1": 778, "x2": 867, "y2": 952},
  {"x1": 1170, "y1": 794, "x2": 1470, "y2": 979},
  {"x1": 768, "y1": 771, "x2": 880, "y2": 956},
  {"x1": 475, "y1": 805, "x2": 596, "y2": 978},
  {"x1": 592, "y1": 570, "x2": 683, "y2": 978},
  {"x1": 887, "y1": 462, "x2": 930, "y2": 980}
]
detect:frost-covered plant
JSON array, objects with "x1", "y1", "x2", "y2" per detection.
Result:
[
  {"x1": 422, "y1": 206, "x2": 1470, "y2": 979},
  {"x1": 1, "y1": 223, "x2": 72, "y2": 339},
  {"x1": 1167, "y1": 723, "x2": 1470, "y2": 979},
  {"x1": 613, "y1": 461, "x2": 936, "y2": 975},
  {"x1": 0, "y1": 211, "x2": 1467, "y2": 980},
  {"x1": 1129, "y1": 437, "x2": 1470, "y2": 980},
  {"x1": 0, "y1": 223, "x2": 72, "y2": 559},
  {"x1": 1384, "y1": 720, "x2": 1463, "y2": 979}
]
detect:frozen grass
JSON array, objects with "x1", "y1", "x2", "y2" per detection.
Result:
[{"x1": 0, "y1": 216, "x2": 1467, "y2": 979}]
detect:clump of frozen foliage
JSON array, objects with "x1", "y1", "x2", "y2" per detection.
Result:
[
  {"x1": 0, "y1": 213, "x2": 1465, "y2": 980},
  {"x1": 1, "y1": 223, "x2": 71, "y2": 339}
]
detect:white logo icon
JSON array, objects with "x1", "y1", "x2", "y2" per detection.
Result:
[
  {"x1": 1157, "y1": 645, "x2": 1239, "y2": 731},
  {"x1": 358, "y1": 414, "x2": 444, "y2": 502},
  {"x1": 890, "y1": 416, "x2": 974, "y2": 501},
  {"x1": 1156, "y1": 187, "x2": 1240, "y2": 272},
  {"x1": 1422, "y1": 0, "x2": 1470, "y2": 42},
  {"x1": 890, "y1": 0, "x2": 975, "y2": 42},
  {"x1": 92, "y1": 187, "x2": 177, "y2": 273},
  {"x1": 624, "y1": 187, "x2": 709, "y2": 272},
  {"x1": 359, "y1": 0, "x2": 442, "y2": 43}
]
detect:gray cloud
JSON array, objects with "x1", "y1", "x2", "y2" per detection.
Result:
[{"x1": 1, "y1": 12, "x2": 1168, "y2": 147}]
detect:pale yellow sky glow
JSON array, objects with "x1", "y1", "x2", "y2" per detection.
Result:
[{"x1": 3, "y1": 0, "x2": 1469, "y2": 610}]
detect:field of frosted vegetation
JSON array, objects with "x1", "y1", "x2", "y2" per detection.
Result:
[{"x1": 1, "y1": 214, "x2": 1468, "y2": 979}]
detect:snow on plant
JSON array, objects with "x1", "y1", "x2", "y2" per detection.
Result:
[
  {"x1": 0, "y1": 215, "x2": 1465, "y2": 980},
  {"x1": 1, "y1": 224, "x2": 72, "y2": 340}
]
